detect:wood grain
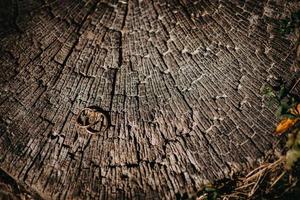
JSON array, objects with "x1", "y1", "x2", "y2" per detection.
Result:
[{"x1": 0, "y1": 0, "x2": 299, "y2": 199}]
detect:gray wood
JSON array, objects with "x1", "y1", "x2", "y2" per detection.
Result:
[{"x1": 0, "y1": 0, "x2": 299, "y2": 199}]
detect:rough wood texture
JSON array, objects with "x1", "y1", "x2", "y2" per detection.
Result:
[
  {"x1": 0, "y1": 0, "x2": 299, "y2": 199},
  {"x1": 0, "y1": 168, "x2": 44, "y2": 199}
]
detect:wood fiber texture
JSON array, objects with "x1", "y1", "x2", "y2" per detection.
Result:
[{"x1": 0, "y1": 0, "x2": 299, "y2": 199}]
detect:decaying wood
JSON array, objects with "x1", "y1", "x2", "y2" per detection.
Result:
[
  {"x1": 0, "y1": 0, "x2": 299, "y2": 199},
  {"x1": 0, "y1": 168, "x2": 44, "y2": 199}
]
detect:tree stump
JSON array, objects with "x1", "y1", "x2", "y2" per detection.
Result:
[{"x1": 0, "y1": 0, "x2": 299, "y2": 199}]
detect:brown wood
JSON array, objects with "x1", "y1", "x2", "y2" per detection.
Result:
[{"x1": 0, "y1": 0, "x2": 299, "y2": 199}]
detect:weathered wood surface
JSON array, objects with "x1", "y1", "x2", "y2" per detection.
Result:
[
  {"x1": 0, "y1": 168, "x2": 44, "y2": 199},
  {"x1": 0, "y1": 0, "x2": 299, "y2": 199}
]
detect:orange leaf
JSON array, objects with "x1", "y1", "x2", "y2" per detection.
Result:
[
  {"x1": 290, "y1": 103, "x2": 300, "y2": 115},
  {"x1": 275, "y1": 118, "x2": 298, "y2": 135},
  {"x1": 296, "y1": 103, "x2": 300, "y2": 114}
]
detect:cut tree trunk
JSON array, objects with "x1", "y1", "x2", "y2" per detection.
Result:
[{"x1": 0, "y1": 0, "x2": 299, "y2": 199}]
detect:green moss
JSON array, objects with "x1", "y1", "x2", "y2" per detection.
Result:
[{"x1": 278, "y1": 10, "x2": 300, "y2": 36}]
